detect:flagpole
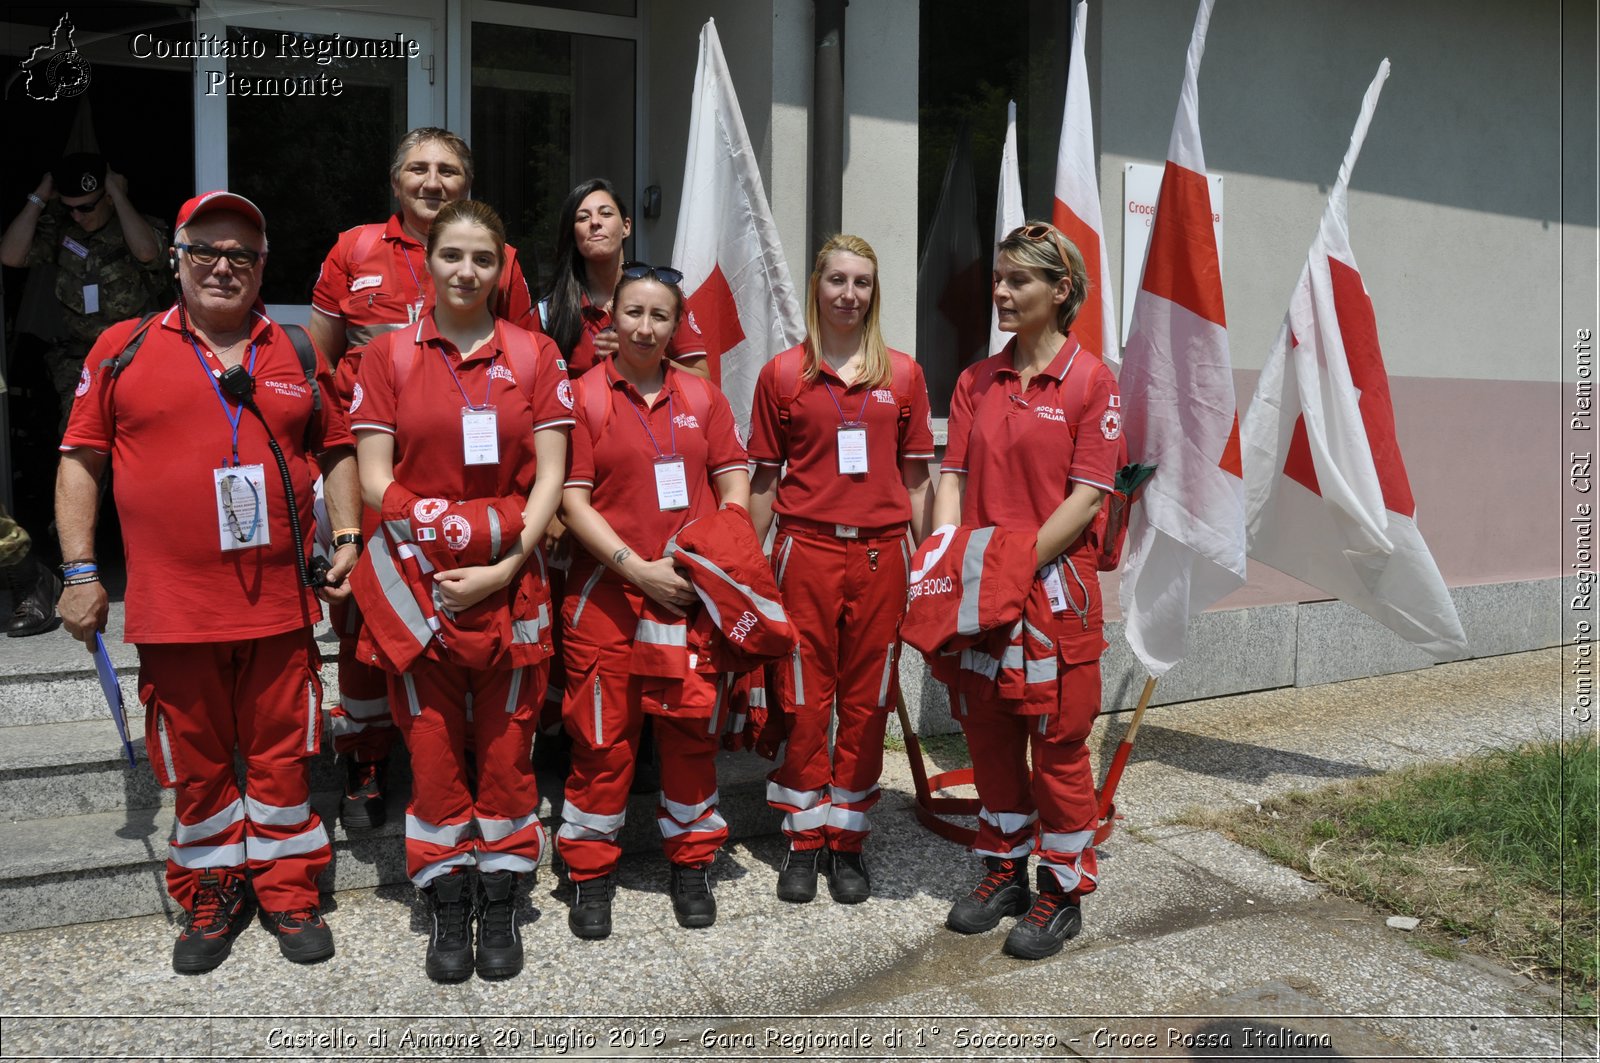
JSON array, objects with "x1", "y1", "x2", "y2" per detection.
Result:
[{"x1": 1093, "y1": 674, "x2": 1158, "y2": 842}]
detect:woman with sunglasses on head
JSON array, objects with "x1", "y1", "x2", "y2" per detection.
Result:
[
  {"x1": 934, "y1": 221, "x2": 1121, "y2": 960},
  {"x1": 557, "y1": 262, "x2": 749, "y2": 940},
  {"x1": 350, "y1": 200, "x2": 572, "y2": 983},
  {"x1": 746, "y1": 234, "x2": 935, "y2": 905}
]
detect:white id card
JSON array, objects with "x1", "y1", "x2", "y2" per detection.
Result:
[
  {"x1": 215, "y1": 464, "x2": 271, "y2": 552},
  {"x1": 837, "y1": 423, "x2": 869, "y2": 475},
  {"x1": 461, "y1": 407, "x2": 500, "y2": 466},
  {"x1": 1039, "y1": 563, "x2": 1069, "y2": 614},
  {"x1": 82, "y1": 284, "x2": 100, "y2": 314},
  {"x1": 654, "y1": 456, "x2": 691, "y2": 511}
]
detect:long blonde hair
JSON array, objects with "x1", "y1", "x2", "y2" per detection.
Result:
[{"x1": 802, "y1": 234, "x2": 892, "y2": 390}]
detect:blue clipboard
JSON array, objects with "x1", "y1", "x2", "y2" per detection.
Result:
[{"x1": 92, "y1": 633, "x2": 138, "y2": 768}]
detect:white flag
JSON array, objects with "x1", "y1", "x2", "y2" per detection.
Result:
[
  {"x1": 672, "y1": 19, "x2": 805, "y2": 429},
  {"x1": 1118, "y1": 0, "x2": 1246, "y2": 678},
  {"x1": 1051, "y1": 1, "x2": 1119, "y2": 367},
  {"x1": 1242, "y1": 61, "x2": 1468, "y2": 661},
  {"x1": 988, "y1": 100, "x2": 1027, "y2": 355}
]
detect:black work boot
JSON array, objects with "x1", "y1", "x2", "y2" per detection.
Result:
[
  {"x1": 172, "y1": 870, "x2": 252, "y2": 974},
  {"x1": 475, "y1": 871, "x2": 524, "y2": 979},
  {"x1": 423, "y1": 872, "x2": 474, "y2": 982},
  {"x1": 669, "y1": 863, "x2": 716, "y2": 928},
  {"x1": 4, "y1": 556, "x2": 60, "y2": 638},
  {"x1": 826, "y1": 848, "x2": 871, "y2": 904},
  {"x1": 1002, "y1": 868, "x2": 1083, "y2": 960},
  {"x1": 339, "y1": 756, "x2": 386, "y2": 830},
  {"x1": 569, "y1": 874, "x2": 615, "y2": 940},
  {"x1": 945, "y1": 856, "x2": 1031, "y2": 934},
  {"x1": 775, "y1": 846, "x2": 824, "y2": 903},
  {"x1": 264, "y1": 906, "x2": 335, "y2": 964}
]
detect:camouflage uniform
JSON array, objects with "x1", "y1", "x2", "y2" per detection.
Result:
[{"x1": 25, "y1": 207, "x2": 170, "y2": 430}]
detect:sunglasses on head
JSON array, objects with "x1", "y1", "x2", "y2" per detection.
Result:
[{"x1": 620, "y1": 261, "x2": 684, "y2": 287}]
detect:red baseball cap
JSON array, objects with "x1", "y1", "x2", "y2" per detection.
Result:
[{"x1": 174, "y1": 191, "x2": 266, "y2": 234}]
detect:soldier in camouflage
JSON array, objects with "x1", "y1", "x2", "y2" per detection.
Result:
[{"x1": 0, "y1": 153, "x2": 170, "y2": 432}]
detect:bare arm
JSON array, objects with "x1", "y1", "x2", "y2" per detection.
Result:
[
  {"x1": 1034, "y1": 481, "x2": 1105, "y2": 567},
  {"x1": 748, "y1": 464, "x2": 780, "y2": 547},
  {"x1": 932, "y1": 470, "x2": 964, "y2": 530},
  {"x1": 104, "y1": 171, "x2": 159, "y2": 264},
  {"x1": 308, "y1": 312, "x2": 348, "y2": 366},
  {"x1": 901, "y1": 458, "x2": 933, "y2": 545},
  {"x1": 54, "y1": 448, "x2": 108, "y2": 644},
  {"x1": 356, "y1": 431, "x2": 395, "y2": 511},
  {"x1": 562, "y1": 485, "x2": 695, "y2": 615},
  {"x1": 0, "y1": 174, "x2": 50, "y2": 269},
  {"x1": 315, "y1": 444, "x2": 360, "y2": 603},
  {"x1": 714, "y1": 466, "x2": 750, "y2": 510}
]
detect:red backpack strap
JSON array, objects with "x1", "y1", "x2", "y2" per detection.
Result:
[
  {"x1": 497, "y1": 325, "x2": 541, "y2": 402},
  {"x1": 384, "y1": 323, "x2": 425, "y2": 397},
  {"x1": 580, "y1": 371, "x2": 612, "y2": 443},
  {"x1": 775, "y1": 347, "x2": 805, "y2": 427},
  {"x1": 675, "y1": 368, "x2": 717, "y2": 431},
  {"x1": 349, "y1": 223, "x2": 385, "y2": 272},
  {"x1": 889, "y1": 350, "x2": 915, "y2": 440}
]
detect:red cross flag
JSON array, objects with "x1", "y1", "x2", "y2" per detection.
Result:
[
  {"x1": 1051, "y1": 1, "x2": 1119, "y2": 367},
  {"x1": 1118, "y1": 0, "x2": 1247, "y2": 678},
  {"x1": 1242, "y1": 61, "x2": 1468, "y2": 661},
  {"x1": 989, "y1": 99, "x2": 1027, "y2": 356},
  {"x1": 673, "y1": 18, "x2": 805, "y2": 430}
]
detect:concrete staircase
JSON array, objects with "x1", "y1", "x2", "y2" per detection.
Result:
[{"x1": 0, "y1": 605, "x2": 782, "y2": 933}]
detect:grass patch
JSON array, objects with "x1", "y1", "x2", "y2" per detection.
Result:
[{"x1": 1184, "y1": 736, "x2": 1598, "y2": 1014}]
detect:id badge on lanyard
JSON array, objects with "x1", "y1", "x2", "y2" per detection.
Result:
[
  {"x1": 654, "y1": 456, "x2": 691, "y2": 511},
  {"x1": 837, "y1": 422, "x2": 869, "y2": 475},
  {"x1": 215, "y1": 464, "x2": 272, "y2": 552},
  {"x1": 1039, "y1": 562, "x2": 1069, "y2": 614},
  {"x1": 462, "y1": 406, "x2": 500, "y2": 465}
]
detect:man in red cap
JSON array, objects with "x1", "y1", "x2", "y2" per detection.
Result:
[{"x1": 55, "y1": 191, "x2": 361, "y2": 974}]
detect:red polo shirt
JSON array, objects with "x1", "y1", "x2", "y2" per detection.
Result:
[
  {"x1": 311, "y1": 215, "x2": 537, "y2": 363},
  {"x1": 565, "y1": 359, "x2": 746, "y2": 578},
  {"x1": 557, "y1": 291, "x2": 709, "y2": 378},
  {"x1": 747, "y1": 346, "x2": 935, "y2": 527},
  {"x1": 62, "y1": 305, "x2": 353, "y2": 643},
  {"x1": 943, "y1": 336, "x2": 1120, "y2": 537},
  {"x1": 351, "y1": 317, "x2": 573, "y2": 501}
]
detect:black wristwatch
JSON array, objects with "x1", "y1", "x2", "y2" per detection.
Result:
[{"x1": 331, "y1": 532, "x2": 362, "y2": 551}]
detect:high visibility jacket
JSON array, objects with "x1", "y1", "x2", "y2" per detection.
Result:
[
  {"x1": 902, "y1": 524, "x2": 1063, "y2": 715},
  {"x1": 351, "y1": 484, "x2": 552, "y2": 672},
  {"x1": 666, "y1": 503, "x2": 797, "y2": 673}
]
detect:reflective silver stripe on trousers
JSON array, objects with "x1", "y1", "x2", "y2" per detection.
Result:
[
  {"x1": 156, "y1": 712, "x2": 178, "y2": 781},
  {"x1": 487, "y1": 506, "x2": 502, "y2": 560},
  {"x1": 774, "y1": 536, "x2": 795, "y2": 586},
  {"x1": 791, "y1": 646, "x2": 806, "y2": 705},
  {"x1": 245, "y1": 823, "x2": 329, "y2": 861},
  {"x1": 406, "y1": 814, "x2": 472, "y2": 845},
  {"x1": 504, "y1": 666, "x2": 523, "y2": 714},
  {"x1": 876, "y1": 643, "x2": 896, "y2": 707},
  {"x1": 636, "y1": 618, "x2": 687, "y2": 646},
  {"x1": 592, "y1": 677, "x2": 603, "y2": 746},
  {"x1": 477, "y1": 810, "x2": 542, "y2": 843},
  {"x1": 977, "y1": 806, "x2": 1039, "y2": 834},
  {"x1": 957, "y1": 526, "x2": 995, "y2": 637},
  {"x1": 767, "y1": 781, "x2": 824, "y2": 809},
  {"x1": 661, "y1": 791, "x2": 719, "y2": 823},
  {"x1": 244, "y1": 795, "x2": 311, "y2": 827},
  {"x1": 657, "y1": 809, "x2": 727, "y2": 838},
  {"x1": 305, "y1": 680, "x2": 318, "y2": 753},
  {"x1": 570, "y1": 566, "x2": 604, "y2": 629},
  {"x1": 403, "y1": 672, "x2": 422, "y2": 717},
  {"x1": 173, "y1": 798, "x2": 245, "y2": 844},
  {"x1": 167, "y1": 842, "x2": 247, "y2": 869}
]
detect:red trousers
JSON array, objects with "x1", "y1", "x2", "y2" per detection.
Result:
[
  {"x1": 556, "y1": 577, "x2": 727, "y2": 880},
  {"x1": 388, "y1": 657, "x2": 547, "y2": 886},
  {"x1": 766, "y1": 526, "x2": 910, "y2": 853},
  {"x1": 959, "y1": 655, "x2": 1102, "y2": 896},
  {"x1": 327, "y1": 599, "x2": 394, "y2": 760},
  {"x1": 139, "y1": 629, "x2": 330, "y2": 913}
]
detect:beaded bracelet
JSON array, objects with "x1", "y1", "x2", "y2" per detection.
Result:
[{"x1": 63, "y1": 574, "x2": 101, "y2": 587}]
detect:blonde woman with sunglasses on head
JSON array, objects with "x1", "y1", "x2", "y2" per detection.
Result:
[{"x1": 933, "y1": 221, "x2": 1121, "y2": 960}]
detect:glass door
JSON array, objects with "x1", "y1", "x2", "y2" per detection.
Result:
[
  {"x1": 463, "y1": 2, "x2": 641, "y2": 297},
  {"x1": 193, "y1": 1, "x2": 441, "y2": 321}
]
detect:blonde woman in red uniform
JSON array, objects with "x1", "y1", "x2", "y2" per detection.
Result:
[
  {"x1": 558, "y1": 264, "x2": 749, "y2": 939},
  {"x1": 936, "y1": 222, "x2": 1120, "y2": 960},
  {"x1": 351, "y1": 200, "x2": 571, "y2": 982},
  {"x1": 747, "y1": 234, "x2": 935, "y2": 904}
]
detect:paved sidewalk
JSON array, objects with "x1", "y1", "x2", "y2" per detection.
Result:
[{"x1": 1, "y1": 647, "x2": 1593, "y2": 1060}]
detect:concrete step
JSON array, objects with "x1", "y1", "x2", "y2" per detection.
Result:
[{"x1": 0, "y1": 748, "x2": 780, "y2": 933}]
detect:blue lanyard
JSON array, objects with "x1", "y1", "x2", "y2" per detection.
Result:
[
  {"x1": 400, "y1": 243, "x2": 426, "y2": 305},
  {"x1": 188, "y1": 334, "x2": 259, "y2": 466},
  {"x1": 628, "y1": 392, "x2": 679, "y2": 458},
  {"x1": 438, "y1": 342, "x2": 499, "y2": 411},
  {"x1": 822, "y1": 375, "x2": 872, "y2": 425}
]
